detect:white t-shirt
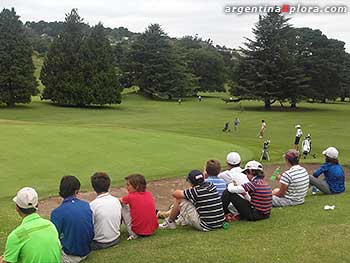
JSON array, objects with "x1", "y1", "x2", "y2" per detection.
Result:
[
  {"x1": 90, "y1": 193, "x2": 122, "y2": 243},
  {"x1": 218, "y1": 167, "x2": 251, "y2": 201}
]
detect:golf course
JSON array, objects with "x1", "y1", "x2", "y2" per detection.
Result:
[{"x1": 0, "y1": 89, "x2": 349, "y2": 262}]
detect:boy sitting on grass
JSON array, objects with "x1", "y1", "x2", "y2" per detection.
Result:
[
  {"x1": 204, "y1": 159, "x2": 226, "y2": 196},
  {"x1": 119, "y1": 174, "x2": 158, "y2": 240},
  {"x1": 159, "y1": 170, "x2": 224, "y2": 231}
]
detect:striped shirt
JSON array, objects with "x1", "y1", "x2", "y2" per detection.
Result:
[
  {"x1": 184, "y1": 182, "x2": 225, "y2": 230},
  {"x1": 241, "y1": 177, "x2": 272, "y2": 214},
  {"x1": 206, "y1": 176, "x2": 226, "y2": 196},
  {"x1": 280, "y1": 165, "x2": 309, "y2": 203}
]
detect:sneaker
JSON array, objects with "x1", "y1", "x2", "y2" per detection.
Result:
[
  {"x1": 127, "y1": 235, "x2": 138, "y2": 240},
  {"x1": 159, "y1": 219, "x2": 176, "y2": 229}
]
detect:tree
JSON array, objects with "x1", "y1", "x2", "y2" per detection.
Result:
[
  {"x1": 233, "y1": 12, "x2": 306, "y2": 109},
  {"x1": 294, "y1": 28, "x2": 346, "y2": 103},
  {"x1": 187, "y1": 48, "x2": 225, "y2": 92},
  {"x1": 41, "y1": 9, "x2": 85, "y2": 105},
  {"x1": 121, "y1": 24, "x2": 196, "y2": 99},
  {"x1": 0, "y1": 8, "x2": 38, "y2": 107},
  {"x1": 79, "y1": 23, "x2": 122, "y2": 105}
]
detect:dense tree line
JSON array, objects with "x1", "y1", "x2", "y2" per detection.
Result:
[
  {"x1": 1, "y1": 7, "x2": 349, "y2": 108},
  {"x1": 231, "y1": 11, "x2": 350, "y2": 108}
]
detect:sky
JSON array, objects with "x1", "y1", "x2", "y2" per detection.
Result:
[{"x1": 2, "y1": 0, "x2": 349, "y2": 51}]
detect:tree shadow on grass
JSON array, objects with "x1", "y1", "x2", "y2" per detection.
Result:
[
  {"x1": 41, "y1": 101, "x2": 126, "y2": 111},
  {"x1": 223, "y1": 104, "x2": 335, "y2": 113}
]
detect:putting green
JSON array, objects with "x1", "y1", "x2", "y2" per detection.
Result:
[{"x1": 0, "y1": 121, "x2": 253, "y2": 198}]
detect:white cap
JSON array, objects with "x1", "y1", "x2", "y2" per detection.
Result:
[
  {"x1": 322, "y1": 147, "x2": 339, "y2": 159},
  {"x1": 242, "y1": 160, "x2": 263, "y2": 173},
  {"x1": 226, "y1": 152, "x2": 241, "y2": 165},
  {"x1": 295, "y1": 124, "x2": 301, "y2": 128},
  {"x1": 13, "y1": 187, "x2": 38, "y2": 210}
]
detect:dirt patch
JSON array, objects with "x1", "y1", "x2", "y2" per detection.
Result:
[{"x1": 38, "y1": 164, "x2": 349, "y2": 217}]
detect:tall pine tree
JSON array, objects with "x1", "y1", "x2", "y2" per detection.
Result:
[
  {"x1": 79, "y1": 23, "x2": 122, "y2": 105},
  {"x1": 122, "y1": 24, "x2": 196, "y2": 99},
  {"x1": 41, "y1": 9, "x2": 87, "y2": 105},
  {"x1": 0, "y1": 8, "x2": 38, "y2": 107},
  {"x1": 233, "y1": 12, "x2": 306, "y2": 109}
]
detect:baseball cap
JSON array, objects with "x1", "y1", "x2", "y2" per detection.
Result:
[
  {"x1": 186, "y1": 170, "x2": 205, "y2": 186},
  {"x1": 295, "y1": 124, "x2": 301, "y2": 128},
  {"x1": 226, "y1": 152, "x2": 241, "y2": 165},
  {"x1": 13, "y1": 187, "x2": 38, "y2": 210},
  {"x1": 284, "y1": 149, "x2": 299, "y2": 162},
  {"x1": 242, "y1": 160, "x2": 263, "y2": 173},
  {"x1": 322, "y1": 147, "x2": 338, "y2": 159}
]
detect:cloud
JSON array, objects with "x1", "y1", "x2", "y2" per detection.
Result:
[{"x1": 2, "y1": 0, "x2": 349, "y2": 51}]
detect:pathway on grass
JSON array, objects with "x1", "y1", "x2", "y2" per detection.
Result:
[{"x1": 39, "y1": 163, "x2": 349, "y2": 217}]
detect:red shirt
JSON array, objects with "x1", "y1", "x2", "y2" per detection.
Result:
[{"x1": 122, "y1": 191, "x2": 158, "y2": 235}]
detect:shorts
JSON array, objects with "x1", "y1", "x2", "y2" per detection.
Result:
[
  {"x1": 176, "y1": 200, "x2": 208, "y2": 231},
  {"x1": 294, "y1": 137, "x2": 301, "y2": 145}
]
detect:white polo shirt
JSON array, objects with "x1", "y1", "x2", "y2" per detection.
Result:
[{"x1": 90, "y1": 193, "x2": 122, "y2": 243}]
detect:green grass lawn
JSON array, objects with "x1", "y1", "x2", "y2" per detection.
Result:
[{"x1": 0, "y1": 93, "x2": 349, "y2": 262}]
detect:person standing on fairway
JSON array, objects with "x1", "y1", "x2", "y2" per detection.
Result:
[
  {"x1": 259, "y1": 120, "x2": 267, "y2": 138},
  {"x1": 294, "y1": 125, "x2": 303, "y2": 150},
  {"x1": 233, "y1": 117, "x2": 240, "y2": 131},
  {"x1": 1, "y1": 187, "x2": 61, "y2": 263}
]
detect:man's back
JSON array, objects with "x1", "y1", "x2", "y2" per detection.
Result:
[
  {"x1": 51, "y1": 196, "x2": 94, "y2": 257},
  {"x1": 4, "y1": 213, "x2": 61, "y2": 263}
]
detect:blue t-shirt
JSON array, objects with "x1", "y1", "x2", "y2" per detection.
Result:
[
  {"x1": 206, "y1": 176, "x2": 226, "y2": 196},
  {"x1": 313, "y1": 163, "x2": 345, "y2": 193},
  {"x1": 51, "y1": 196, "x2": 94, "y2": 257}
]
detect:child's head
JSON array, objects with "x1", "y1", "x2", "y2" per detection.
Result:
[
  {"x1": 323, "y1": 147, "x2": 339, "y2": 164},
  {"x1": 242, "y1": 160, "x2": 264, "y2": 179},
  {"x1": 124, "y1": 174, "x2": 147, "y2": 192},
  {"x1": 226, "y1": 152, "x2": 241, "y2": 168},
  {"x1": 284, "y1": 149, "x2": 299, "y2": 166},
  {"x1": 205, "y1": 159, "x2": 221, "y2": 177},
  {"x1": 186, "y1": 170, "x2": 205, "y2": 186},
  {"x1": 59, "y1": 175, "x2": 80, "y2": 198},
  {"x1": 91, "y1": 172, "x2": 111, "y2": 194}
]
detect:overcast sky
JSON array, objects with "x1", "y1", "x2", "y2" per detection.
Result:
[{"x1": 2, "y1": 0, "x2": 349, "y2": 51}]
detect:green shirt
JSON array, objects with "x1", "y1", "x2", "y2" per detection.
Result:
[{"x1": 4, "y1": 213, "x2": 61, "y2": 263}]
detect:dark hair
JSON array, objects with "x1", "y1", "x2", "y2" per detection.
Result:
[
  {"x1": 59, "y1": 176, "x2": 81, "y2": 198},
  {"x1": 287, "y1": 157, "x2": 299, "y2": 166},
  {"x1": 251, "y1": 169, "x2": 265, "y2": 178},
  {"x1": 125, "y1": 174, "x2": 147, "y2": 192},
  {"x1": 17, "y1": 205, "x2": 37, "y2": 215},
  {"x1": 206, "y1": 159, "x2": 221, "y2": 176},
  {"x1": 91, "y1": 172, "x2": 110, "y2": 194},
  {"x1": 326, "y1": 156, "x2": 339, "y2": 164},
  {"x1": 262, "y1": 120, "x2": 265, "y2": 122}
]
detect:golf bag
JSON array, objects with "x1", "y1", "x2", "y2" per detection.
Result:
[
  {"x1": 302, "y1": 134, "x2": 315, "y2": 158},
  {"x1": 260, "y1": 140, "x2": 270, "y2": 161}
]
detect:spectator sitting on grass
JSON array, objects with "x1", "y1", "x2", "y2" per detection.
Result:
[
  {"x1": 159, "y1": 170, "x2": 224, "y2": 231},
  {"x1": 272, "y1": 149, "x2": 309, "y2": 207},
  {"x1": 90, "y1": 172, "x2": 122, "y2": 250},
  {"x1": 1, "y1": 187, "x2": 61, "y2": 263},
  {"x1": 119, "y1": 174, "x2": 158, "y2": 240},
  {"x1": 310, "y1": 147, "x2": 345, "y2": 195},
  {"x1": 204, "y1": 159, "x2": 226, "y2": 196},
  {"x1": 51, "y1": 176, "x2": 94, "y2": 263},
  {"x1": 221, "y1": 161, "x2": 272, "y2": 221}
]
